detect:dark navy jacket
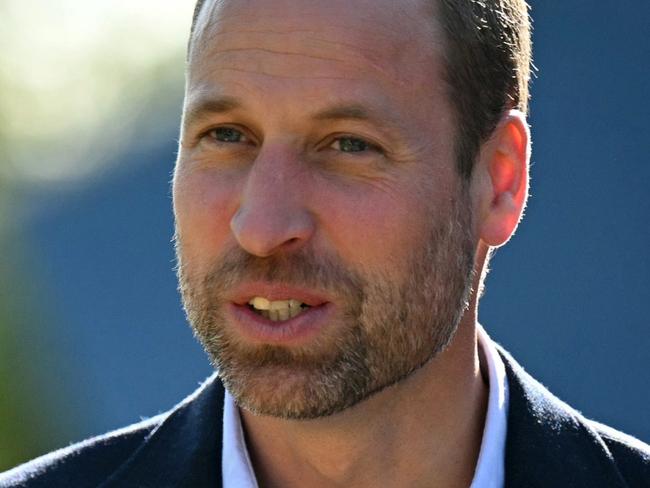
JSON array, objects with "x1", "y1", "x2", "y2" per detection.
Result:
[{"x1": 2, "y1": 348, "x2": 649, "y2": 487}]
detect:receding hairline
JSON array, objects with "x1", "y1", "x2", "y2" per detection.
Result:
[
  {"x1": 188, "y1": 0, "x2": 219, "y2": 60},
  {"x1": 187, "y1": 0, "x2": 441, "y2": 61}
]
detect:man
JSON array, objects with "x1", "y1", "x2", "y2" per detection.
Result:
[{"x1": 2, "y1": 0, "x2": 649, "y2": 486}]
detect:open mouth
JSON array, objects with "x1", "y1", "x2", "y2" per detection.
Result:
[{"x1": 247, "y1": 297, "x2": 312, "y2": 322}]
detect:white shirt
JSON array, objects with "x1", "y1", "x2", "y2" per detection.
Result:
[{"x1": 222, "y1": 325, "x2": 509, "y2": 487}]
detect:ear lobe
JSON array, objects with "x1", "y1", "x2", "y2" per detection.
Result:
[{"x1": 476, "y1": 110, "x2": 530, "y2": 247}]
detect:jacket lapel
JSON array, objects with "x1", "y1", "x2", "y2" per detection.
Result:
[
  {"x1": 499, "y1": 347, "x2": 627, "y2": 488},
  {"x1": 101, "y1": 374, "x2": 225, "y2": 488},
  {"x1": 98, "y1": 347, "x2": 631, "y2": 487}
]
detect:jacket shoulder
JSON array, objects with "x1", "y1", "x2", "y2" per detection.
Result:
[
  {"x1": 590, "y1": 420, "x2": 650, "y2": 488},
  {"x1": 498, "y1": 344, "x2": 650, "y2": 487},
  {"x1": 0, "y1": 414, "x2": 165, "y2": 488}
]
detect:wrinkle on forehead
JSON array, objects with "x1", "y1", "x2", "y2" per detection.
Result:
[{"x1": 189, "y1": 0, "x2": 444, "y2": 87}]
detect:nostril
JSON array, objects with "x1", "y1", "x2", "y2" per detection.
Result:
[{"x1": 280, "y1": 236, "x2": 306, "y2": 253}]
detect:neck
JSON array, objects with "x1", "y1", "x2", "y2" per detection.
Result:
[{"x1": 240, "y1": 317, "x2": 488, "y2": 488}]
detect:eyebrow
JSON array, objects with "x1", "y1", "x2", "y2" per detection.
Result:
[
  {"x1": 182, "y1": 95, "x2": 244, "y2": 130},
  {"x1": 183, "y1": 97, "x2": 400, "y2": 133},
  {"x1": 313, "y1": 104, "x2": 376, "y2": 122},
  {"x1": 312, "y1": 103, "x2": 400, "y2": 131}
]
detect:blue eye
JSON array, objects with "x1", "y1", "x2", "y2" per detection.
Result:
[
  {"x1": 211, "y1": 127, "x2": 247, "y2": 143},
  {"x1": 332, "y1": 137, "x2": 371, "y2": 153}
]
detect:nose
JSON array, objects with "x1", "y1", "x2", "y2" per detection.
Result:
[{"x1": 230, "y1": 147, "x2": 315, "y2": 257}]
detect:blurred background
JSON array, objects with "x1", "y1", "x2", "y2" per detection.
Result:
[{"x1": 1, "y1": 0, "x2": 648, "y2": 472}]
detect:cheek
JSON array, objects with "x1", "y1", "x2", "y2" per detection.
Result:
[
  {"x1": 317, "y1": 161, "x2": 460, "y2": 272},
  {"x1": 319, "y1": 183, "x2": 434, "y2": 270},
  {"x1": 173, "y1": 167, "x2": 240, "y2": 261}
]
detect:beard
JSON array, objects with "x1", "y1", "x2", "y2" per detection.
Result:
[{"x1": 176, "y1": 189, "x2": 476, "y2": 420}]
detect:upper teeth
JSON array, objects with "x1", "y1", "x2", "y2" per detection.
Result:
[{"x1": 248, "y1": 297, "x2": 307, "y2": 321}]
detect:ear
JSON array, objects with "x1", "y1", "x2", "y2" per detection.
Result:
[{"x1": 471, "y1": 110, "x2": 530, "y2": 247}]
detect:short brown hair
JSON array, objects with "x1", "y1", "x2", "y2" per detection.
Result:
[
  {"x1": 436, "y1": 0, "x2": 532, "y2": 179},
  {"x1": 187, "y1": 0, "x2": 532, "y2": 179}
]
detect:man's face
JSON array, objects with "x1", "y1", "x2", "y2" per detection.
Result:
[{"x1": 173, "y1": 0, "x2": 477, "y2": 419}]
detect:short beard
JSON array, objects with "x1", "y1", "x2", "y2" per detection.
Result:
[{"x1": 176, "y1": 189, "x2": 476, "y2": 419}]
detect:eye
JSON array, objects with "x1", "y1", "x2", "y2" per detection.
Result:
[
  {"x1": 209, "y1": 126, "x2": 249, "y2": 144},
  {"x1": 331, "y1": 136, "x2": 374, "y2": 153}
]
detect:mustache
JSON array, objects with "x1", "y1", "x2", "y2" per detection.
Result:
[{"x1": 176, "y1": 240, "x2": 364, "y2": 301}]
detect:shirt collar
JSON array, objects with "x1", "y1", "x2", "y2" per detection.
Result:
[
  {"x1": 470, "y1": 324, "x2": 509, "y2": 488},
  {"x1": 223, "y1": 388, "x2": 259, "y2": 487}
]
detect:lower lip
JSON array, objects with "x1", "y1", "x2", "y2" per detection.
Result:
[{"x1": 227, "y1": 302, "x2": 335, "y2": 345}]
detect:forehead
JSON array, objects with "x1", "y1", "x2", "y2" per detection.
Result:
[{"x1": 188, "y1": 0, "x2": 445, "y2": 98}]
